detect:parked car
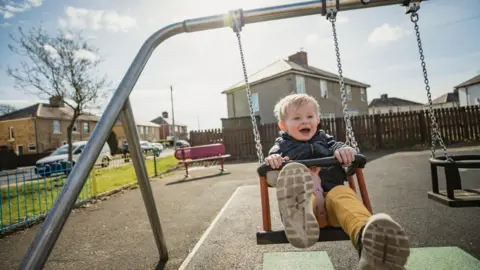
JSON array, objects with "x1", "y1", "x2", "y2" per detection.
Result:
[
  {"x1": 175, "y1": 140, "x2": 190, "y2": 148},
  {"x1": 151, "y1": 142, "x2": 164, "y2": 154},
  {"x1": 35, "y1": 141, "x2": 112, "y2": 177},
  {"x1": 140, "y1": 141, "x2": 154, "y2": 153}
]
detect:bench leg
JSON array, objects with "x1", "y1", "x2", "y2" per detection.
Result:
[
  {"x1": 219, "y1": 159, "x2": 225, "y2": 174},
  {"x1": 184, "y1": 163, "x2": 190, "y2": 178}
]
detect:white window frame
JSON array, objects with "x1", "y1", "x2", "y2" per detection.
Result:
[
  {"x1": 346, "y1": 85, "x2": 352, "y2": 100},
  {"x1": 360, "y1": 88, "x2": 366, "y2": 102},
  {"x1": 320, "y1": 79, "x2": 328, "y2": 98},
  {"x1": 296, "y1": 75, "x2": 306, "y2": 93},
  {"x1": 28, "y1": 143, "x2": 36, "y2": 152},
  {"x1": 83, "y1": 122, "x2": 90, "y2": 133},
  {"x1": 53, "y1": 120, "x2": 61, "y2": 133},
  {"x1": 251, "y1": 92, "x2": 260, "y2": 113}
]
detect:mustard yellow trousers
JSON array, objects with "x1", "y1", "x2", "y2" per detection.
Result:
[{"x1": 312, "y1": 185, "x2": 372, "y2": 248}]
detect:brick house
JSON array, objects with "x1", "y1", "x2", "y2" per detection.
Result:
[
  {"x1": 0, "y1": 97, "x2": 100, "y2": 155},
  {"x1": 112, "y1": 121, "x2": 161, "y2": 147},
  {"x1": 150, "y1": 116, "x2": 188, "y2": 140},
  {"x1": 221, "y1": 51, "x2": 371, "y2": 128}
]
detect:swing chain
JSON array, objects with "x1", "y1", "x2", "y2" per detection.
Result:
[
  {"x1": 327, "y1": 8, "x2": 359, "y2": 153},
  {"x1": 231, "y1": 10, "x2": 265, "y2": 164},
  {"x1": 409, "y1": 8, "x2": 450, "y2": 160}
]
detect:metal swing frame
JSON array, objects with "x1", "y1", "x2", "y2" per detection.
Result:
[{"x1": 19, "y1": 0, "x2": 435, "y2": 269}]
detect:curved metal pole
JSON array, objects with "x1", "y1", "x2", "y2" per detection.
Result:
[{"x1": 19, "y1": 0, "x2": 429, "y2": 269}]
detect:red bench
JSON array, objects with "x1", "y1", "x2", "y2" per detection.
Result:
[{"x1": 174, "y1": 143, "x2": 231, "y2": 177}]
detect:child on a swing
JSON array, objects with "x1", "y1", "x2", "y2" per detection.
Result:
[{"x1": 264, "y1": 93, "x2": 410, "y2": 270}]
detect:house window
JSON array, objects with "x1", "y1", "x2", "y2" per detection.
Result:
[
  {"x1": 346, "y1": 85, "x2": 352, "y2": 100},
  {"x1": 53, "y1": 120, "x2": 61, "y2": 133},
  {"x1": 320, "y1": 80, "x2": 328, "y2": 98},
  {"x1": 8, "y1": 127, "x2": 14, "y2": 140},
  {"x1": 143, "y1": 126, "x2": 147, "y2": 135},
  {"x1": 83, "y1": 122, "x2": 90, "y2": 133},
  {"x1": 251, "y1": 92, "x2": 259, "y2": 113},
  {"x1": 28, "y1": 143, "x2": 36, "y2": 151},
  {"x1": 360, "y1": 88, "x2": 366, "y2": 102},
  {"x1": 296, "y1": 75, "x2": 306, "y2": 93}
]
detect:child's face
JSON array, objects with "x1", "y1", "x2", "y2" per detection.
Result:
[{"x1": 279, "y1": 102, "x2": 320, "y2": 141}]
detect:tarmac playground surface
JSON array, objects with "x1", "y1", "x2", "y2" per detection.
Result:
[{"x1": 0, "y1": 146, "x2": 479, "y2": 270}]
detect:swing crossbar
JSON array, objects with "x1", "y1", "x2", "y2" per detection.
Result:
[{"x1": 19, "y1": 0, "x2": 432, "y2": 268}]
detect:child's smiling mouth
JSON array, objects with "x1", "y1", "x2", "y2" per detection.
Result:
[{"x1": 299, "y1": 127, "x2": 311, "y2": 135}]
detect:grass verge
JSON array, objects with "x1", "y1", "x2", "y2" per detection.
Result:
[{"x1": 0, "y1": 155, "x2": 177, "y2": 231}]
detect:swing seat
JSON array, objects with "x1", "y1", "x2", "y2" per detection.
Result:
[
  {"x1": 428, "y1": 155, "x2": 480, "y2": 207},
  {"x1": 255, "y1": 154, "x2": 372, "y2": 245}
]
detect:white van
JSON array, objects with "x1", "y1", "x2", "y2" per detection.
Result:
[{"x1": 35, "y1": 141, "x2": 112, "y2": 177}]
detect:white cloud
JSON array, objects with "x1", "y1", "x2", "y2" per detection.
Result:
[
  {"x1": 0, "y1": 0, "x2": 43, "y2": 19},
  {"x1": 59, "y1": 7, "x2": 137, "y2": 32},
  {"x1": 4, "y1": 11, "x2": 14, "y2": 19},
  {"x1": 28, "y1": 0, "x2": 43, "y2": 8},
  {"x1": 368, "y1": 24, "x2": 409, "y2": 46},
  {"x1": 74, "y1": 49, "x2": 97, "y2": 62},
  {"x1": 43, "y1": 44, "x2": 58, "y2": 56},
  {"x1": 64, "y1": 32, "x2": 74, "y2": 40}
]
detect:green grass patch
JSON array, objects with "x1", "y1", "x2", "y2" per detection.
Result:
[
  {"x1": 93, "y1": 155, "x2": 177, "y2": 194},
  {"x1": 0, "y1": 155, "x2": 177, "y2": 230}
]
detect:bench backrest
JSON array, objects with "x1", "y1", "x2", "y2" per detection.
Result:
[{"x1": 174, "y1": 144, "x2": 226, "y2": 160}]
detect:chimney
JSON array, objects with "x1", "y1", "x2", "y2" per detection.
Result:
[
  {"x1": 381, "y1": 94, "x2": 388, "y2": 100},
  {"x1": 288, "y1": 51, "x2": 308, "y2": 66},
  {"x1": 49, "y1": 95, "x2": 64, "y2": 107}
]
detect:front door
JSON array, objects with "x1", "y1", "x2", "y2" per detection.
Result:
[{"x1": 17, "y1": 145, "x2": 24, "y2": 155}]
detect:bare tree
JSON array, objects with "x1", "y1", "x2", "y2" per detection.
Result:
[
  {"x1": 7, "y1": 25, "x2": 111, "y2": 162},
  {"x1": 0, "y1": 104, "x2": 17, "y2": 115}
]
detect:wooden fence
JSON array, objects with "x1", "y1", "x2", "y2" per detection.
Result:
[{"x1": 189, "y1": 106, "x2": 480, "y2": 161}]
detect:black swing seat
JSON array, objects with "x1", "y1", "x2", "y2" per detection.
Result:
[
  {"x1": 256, "y1": 155, "x2": 368, "y2": 245},
  {"x1": 256, "y1": 154, "x2": 368, "y2": 176},
  {"x1": 428, "y1": 154, "x2": 480, "y2": 208},
  {"x1": 256, "y1": 227, "x2": 350, "y2": 245}
]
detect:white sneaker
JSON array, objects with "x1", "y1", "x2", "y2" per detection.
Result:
[
  {"x1": 276, "y1": 162, "x2": 319, "y2": 249},
  {"x1": 357, "y1": 213, "x2": 410, "y2": 270}
]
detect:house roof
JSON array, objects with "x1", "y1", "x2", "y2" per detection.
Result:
[
  {"x1": 0, "y1": 103, "x2": 100, "y2": 122},
  {"x1": 368, "y1": 94, "x2": 423, "y2": 108},
  {"x1": 222, "y1": 59, "x2": 370, "y2": 94},
  {"x1": 431, "y1": 91, "x2": 459, "y2": 104},
  {"x1": 136, "y1": 121, "x2": 160, "y2": 127},
  {"x1": 454, "y1": 74, "x2": 480, "y2": 89},
  {"x1": 150, "y1": 116, "x2": 187, "y2": 127}
]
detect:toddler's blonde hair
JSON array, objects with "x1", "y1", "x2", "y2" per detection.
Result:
[{"x1": 273, "y1": 93, "x2": 320, "y2": 121}]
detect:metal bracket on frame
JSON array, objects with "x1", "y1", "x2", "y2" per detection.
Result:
[
  {"x1": 403, "y1": 0, "x2": 422, "y2": 14},
  {"x1": 322, "y1": 0, "x2": 340, "y2": 20},
  {"x1": 229, "y1": 9, "x2": 245, "y2": 33}
]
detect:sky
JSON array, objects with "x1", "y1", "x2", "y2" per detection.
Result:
[{"x1": 0, "y1": 0, "x2": 479, "y2": 130}]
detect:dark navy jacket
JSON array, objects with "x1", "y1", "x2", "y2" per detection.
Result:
[{"x1": 268, "y1": 130, "x2": 348, "y2": 191}]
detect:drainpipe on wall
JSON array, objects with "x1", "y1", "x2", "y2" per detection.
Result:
[{"x1": 34, "y1": 118, "x2": 38, "y2": 154}]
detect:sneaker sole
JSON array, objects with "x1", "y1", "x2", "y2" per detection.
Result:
[
  {"x1": 276, "y1": 162, "x2": 319, "y2": 249},
  {"x1": 359, "y1": 213, "x2": 410, "y2": 270}
]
